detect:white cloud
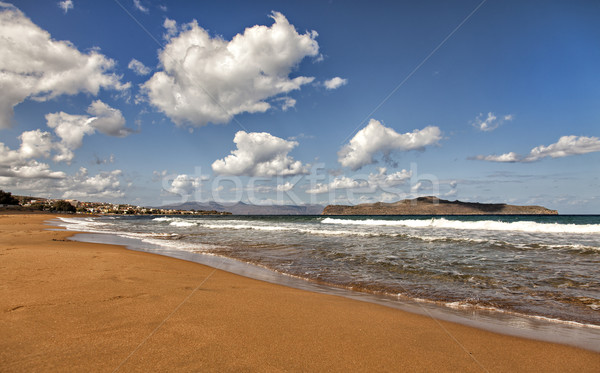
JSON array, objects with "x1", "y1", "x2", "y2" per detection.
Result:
[
  {"x1": 525, "y1": 135, "x2": 600, "y2": 161},
  {"x1": 410, "y1": 181, "x2": 424, "y2": 193},
  {"x1": 18, "y1": 130, "x2": 55, "y2": 160},
  {"x1": 306, "y1": 168, "x2": 411, "y2": 195},
  {"x1": 472, "y1": 112, "x2": 513, "y2": 132},
  {"x1": 0, "y1": 99, "x2": 129, "y2": 178},
  {"x1": 86, "y1": 100, "x2": 129, "y2": 137},
  {"x1": 46, "y1": 113, "x2": 95, "y2": 150},
  {"x1": 472, "y1": 152, "x2": 521, "y2": 163},
  {"x1": 338, "y1": 119, "x2": 442, "y2": 170},
  {"x1": 368, "y1": 167, "x2": 411, "y2": 187},
  {"x1": 58, "y1": 0, "x2": 73, "y2": 13},
  {"x1": 0, "y1": 130, "x2": 66, "y2": 178},
  {"x1": 62, "y1": 168, "x2": 125, "y2": 199},
  {"x1": 0, "y1": 160, "x2": 125, "y2": 200},
  {"x1": 212, "y1": 131, "x2": 308, "y2": 176},
  {"x1": 166, "y1": 174, "x2": 201, "y2": 196},
  {"x1": 142, "y1": 11, "x2": 319, "y2": 127},
  {"x1": 277, "y1": 97, "x2": 297, "y2": 111},
  {"x1": 162, "y1": 18, "x2": 177, "y2": 40},
  {"x1": 128, "y1": 58, "x2": 151, "y2": 75},
  {"x1": 472, "y1": 135, "x2": 600, "y2": 163},
  {"x1": 277, "y1": 182, "x2": 294, "y2": 192},
  {"x1": 0, "y1": 3, "x2": 129, "y2": 129},
  {"x1": 0, "y1": 134, "x2": 67, "y2": 180},
  {"x1": 305, "y1": 184, "x2": 330, "y2": 195},
  {"x1": 323, "y1": 77, "x2": 347, "y2": 90},
  {"x1": 330, "y1": 176, "x2": 367, "y2": 190},
  {"x1": 133, "y1": 0, "x2": 148, "y2": 13},
  {"x1": 45, "y1": 100, "x2": 130, "y2": 162}
]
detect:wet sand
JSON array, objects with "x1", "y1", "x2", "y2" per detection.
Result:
[{"x1": 1, "y1": 213, "x2": 599, "y2": 372}]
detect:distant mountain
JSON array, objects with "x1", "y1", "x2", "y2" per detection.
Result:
[
  {"x1": 158, "y1": 201, "x2": 324, "y2": 215},
  {"x1": 322, "y1": 196, "x2": 558, "y2": 215}
]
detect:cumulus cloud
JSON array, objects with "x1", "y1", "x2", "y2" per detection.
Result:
[
  {"x1": 323, "y1": 77, "x2": 347, "y2": 90},
  {"x1": 142, "y1": 11, "x2": 319, "y2": 127},
  {"x1": 0, "y1": 100, "x2": 130, "y2": 166},
  {"x1": 0, "y1": 3, "x2": 129, "y2": 129},
  {"x1": 526, "y1": 135, "x2": 600, "y2": 161},
  {"x1": 472, "y1": 112, "x2": 513, "y2": 132},
  {"x1": 0, "y1": 145, "x2": 125, "y2": 200},
  {"x1": 0, "y1": 130, "x2": 68, "y2": 177},
  {"x1": 58, "y1": 0, "x2": 73, "y2": 13},
  {"x1": 306, "y1": 168, "x2": 411, "y2": 195},
  {"x1": 338, "y1": 119, "x2": 442, "y2": 170},
  {"x1": 45, "y1": 100, "x2": 130, "y2": 162},
  {"x1": 305, "y1": 184, "x2": 329, "y2": 195},
  {"x1": 46, "y1": 113, "x2": 93, "y2": 149},
  {"x1": 306, "y1": 176, "x2": 367, "y2": 194},
  {"x1": 165, "y1": 174, "x2": 202, "y2": 196},
  {"x1": 18, "y1": 130, "x2": 55, "y2": 160},
  {"x1": 62, "y1": 168, "x2": 125, "y2": 199},
  {"x1": 471, "y1": 135, "x2": 600, "y2": 163},
  {"x1": 368, "y1": 167, "x2": 411, "y2": 187},
  {"x1": 0, "y1": 133, "x2": 66, "y2": 180},
  {"x1": 0, "y1": 159, "x2": 66, "y2": 180},
  {"x1": 86, "y1": 100, "x2": 129, "y2": 137},
  {"x1": 128, "y1": 58, "x2": 151, "y2": 75},
  {"x1": 212, "y1": 131, "x2": 308, "y2": 176}
]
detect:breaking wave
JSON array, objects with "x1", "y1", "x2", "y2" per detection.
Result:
[{"x1": 321, "y1": 217, "x2": 600, "y2": 234}]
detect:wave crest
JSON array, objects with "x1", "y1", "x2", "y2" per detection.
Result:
[{"x1": 321, "y1": 217, "x2": 600, "y2": 234}]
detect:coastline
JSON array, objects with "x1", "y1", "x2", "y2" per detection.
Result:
[{"x1": 1, "y1": 213, "x2": 599, "y2": 371}]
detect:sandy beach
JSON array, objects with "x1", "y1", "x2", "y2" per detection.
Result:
[{"x1": 1, "y1": 213, "x2": 599, "y2": 372}]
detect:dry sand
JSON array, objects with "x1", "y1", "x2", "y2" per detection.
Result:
[{"x1": 1, "y1": 213, "x2": 599, "y2": 372}]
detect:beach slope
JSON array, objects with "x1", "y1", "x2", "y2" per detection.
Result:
[{"x1": 1, "y1": 213, "x2": 597, "y2": 372}]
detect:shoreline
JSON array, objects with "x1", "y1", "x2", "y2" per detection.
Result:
[{"x1": 1, "y1": 213, "x2": 599, "y2": 371}]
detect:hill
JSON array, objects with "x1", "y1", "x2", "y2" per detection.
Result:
[{"x1": 322, "y1": 196, "x2": 558, "y2": 215}]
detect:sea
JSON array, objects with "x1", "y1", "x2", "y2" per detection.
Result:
[{"x1": 54, "y1": 214, "x2": 600, "y2": 351}]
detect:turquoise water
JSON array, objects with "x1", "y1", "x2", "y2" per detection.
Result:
[{"x1": 57, "y1": 214, "x2": 600, "y2": 327}]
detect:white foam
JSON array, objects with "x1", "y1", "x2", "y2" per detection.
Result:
[
  {"x1": 152, "y1": 217, "x2": 174, "y2": 222},
  {"x1": 321, "y1": 217, "x2": 600, "y2": 234},
  {"x1": 197, "y1": 222, "x2": 392, "y2": 238},
  {"x1": 169, "y1": 220, "x2": 197, "y2": 227}
]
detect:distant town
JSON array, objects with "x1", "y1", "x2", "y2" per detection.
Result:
[{"x1": 0, "y1": 190, "x2": 231, "y2": 215}]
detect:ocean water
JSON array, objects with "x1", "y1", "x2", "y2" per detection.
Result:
[{"x1": 55, "y1": 214, "x2": 600, "y2": 331}]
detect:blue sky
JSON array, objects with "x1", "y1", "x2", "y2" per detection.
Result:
[{"x1": 1, "y1": 0, "x2": 599, "y2": 213}]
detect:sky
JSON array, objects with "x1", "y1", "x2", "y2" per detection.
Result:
[{"x1": 1, "y1": 0, "x2": 599, "y2": 213}]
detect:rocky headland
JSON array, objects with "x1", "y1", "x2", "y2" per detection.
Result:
[{"x1": 322, "y1": 196, "x2": 558, "y2": 215}]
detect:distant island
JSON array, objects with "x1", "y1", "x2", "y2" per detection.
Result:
[{"x1": 322, "y1": 196, "x2": 558, "y2": 215}]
